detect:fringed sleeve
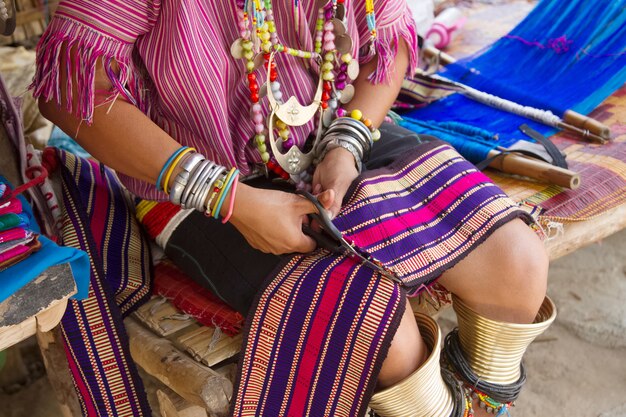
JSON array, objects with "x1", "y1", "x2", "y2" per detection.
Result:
[
  {"x1": 30, "y1": 0, "x2": 161, "y2": 124},
  {"x1": 356, "y1": 0, "x2": 420, "y2": 84}
]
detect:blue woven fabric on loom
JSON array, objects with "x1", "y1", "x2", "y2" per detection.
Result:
[{"x1": 403, "y1": 0, "x2": 626, "y2": 154}]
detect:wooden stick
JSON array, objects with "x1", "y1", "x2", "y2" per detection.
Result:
[
  {"x1": 563, "y1": 110, "x2": 611, "y2": 139},
  {"x1": 422, "y1": 45, "x2": 456, "y2": 66},
  {"x1": 125, "y1": 318, "x2": 232, "y2": 416},
  {"x1": 487, "y1": 150, "x2": 581, "y2": 189}
]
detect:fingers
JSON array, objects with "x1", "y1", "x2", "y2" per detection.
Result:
[
  {"x1": 317, "y1": 189, "x2": 335, "y2": 211},
  {"x1": 295, "y1": 233, "x2": 317, "y2": 253}
]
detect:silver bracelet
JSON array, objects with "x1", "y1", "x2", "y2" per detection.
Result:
[
  {"x1": 169, "y1": 153, "x2": 204, "y2": 205},
  {"x1": 193, "y1": 164, "x2": 224, "y2": 212},
  {"x1": 326, "y1": 140, "x2": 363, "y2": 173},
  {"x1": 315, "y1": 135, "x2": 363, "y2": 172},
  {"x1": 181, "y1": 159, "x2": 211, "y2": 209},
  {"x1": 185, "y1": 161, "x2": 216, "y2": 210},
  {"x1": 326, "y1": 117, "x2": 373, "y2": 159}
]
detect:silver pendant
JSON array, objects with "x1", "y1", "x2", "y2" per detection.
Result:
[
  {"x1": 230, "y1": 38, "x2": 244, "y2": 59},
  {"x1": 323, "y1": 108, "x2": 334, "y2": 127},
  {"x1": 336, "y1": 2, "x2": 346, "y2": 21},
  {"x1": 332, "y1": 18, "x2": 347, "y2": 37},
  {"x1": 339, "y1": 84, "x2": 355, "y2": 104},
  {"x1": 268, "y1": 110, "x2": 315, "y2": 175},
  {"x1": 266, "y1": 52, "x2": 323, "y2": 127},
  {"x1": 335, "y1": 35, "x2": 353, "y2": 55},
  {"x1": 347, "y1": 60, "x2": 360, "y2": 80}
]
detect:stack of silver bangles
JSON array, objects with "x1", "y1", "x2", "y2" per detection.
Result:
[
  {"x1": 169, "y1": 153, "x2": 228, "y2": 211},
  {"x1": 314, "y1": 117, "x2": 374, "y2": 173}
]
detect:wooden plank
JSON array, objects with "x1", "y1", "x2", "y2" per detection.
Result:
[
  {"x1": 134, "y1": 297, "x2": 195, "y2": 337},
  {"x1": 176, "y1": 326, "x2": 242, "y2": 368},
  {"x1": 157, "y1": 389, "x2": 208, "y2": 417},
  {"x1": 36, "y1": 328, "x2": 82, "y2": 417},
  {"x1": 545, "y1": 203, "x2": 626, "y2": 260},
  {"x1": 0, "y1": 264, "x2": 76, "y2": 351}
]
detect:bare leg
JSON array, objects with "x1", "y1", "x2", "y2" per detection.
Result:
[{"x1": 377, "y1": 299, "x2": 427, "y2": 389}]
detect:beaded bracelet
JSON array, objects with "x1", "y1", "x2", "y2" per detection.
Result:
[
  {"x1": 336, "y1": 108, "x2": 381, "y2": 141},
  {"x1": 157, "y1": 146, "x2": 190, "y2": 192},
  {"x1": 212, "y1": 168, "x2": 239, "y2": 219},
  {"x1": 204, "y1": 170, "x2": 228, "y2": 217},
  {"x1": 163, "y1": 147, "x2": 196, "y2": 194}
]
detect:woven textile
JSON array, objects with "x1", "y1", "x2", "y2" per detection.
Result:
[
  {"x1": 233, "y1": 142, "x2": 530, "y2": 417},
  {"x1": 58, "y1": 151, "x2": 152, "y2": 416},
  {"x1": 153, "y1": 261, "x2": 244, "y2": 336}
]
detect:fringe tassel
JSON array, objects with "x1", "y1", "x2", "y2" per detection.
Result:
[
  {"x1": 30, "y1": 16, "x2": 146, "y2": 125},
  {"x1": 365, "y1": 12, "x2": 420, "y2": 85}
]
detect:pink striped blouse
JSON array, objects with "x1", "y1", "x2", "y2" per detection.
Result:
[{"x1": 32, "y1": 0, "x2": 418, "y2": 200}]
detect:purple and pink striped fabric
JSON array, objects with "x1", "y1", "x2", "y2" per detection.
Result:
[
  {"x1": 31, "y1": 0, "x2": 419, "y2": 201},
  {"x1": 58, "y1": 151, "x2": 152, "y2": 416},
  {"x1": 233, "y1": 142, "x2": 530, "y2": 416}
]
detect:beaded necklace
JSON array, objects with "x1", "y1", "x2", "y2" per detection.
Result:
[{"x1": 232, "y1": 0, "x2": 380, "y2": 187}]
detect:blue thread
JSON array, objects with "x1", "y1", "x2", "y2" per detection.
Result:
[
  {"x1": 399, "y1": 119, "x2": 495, "y2": 165},
  {"x1": 157, "y1": 146, "x2": 189, "y2": 192},
  {"x1": 404, "y1": 0, "x2": 626, "y2": 149},
  {"x1": 496, "y1": 405, "x2": 511, "y2": 417}
]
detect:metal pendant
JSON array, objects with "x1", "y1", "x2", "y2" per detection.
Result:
[
  {"x1": 322, "y1": 108, "x2": 334, "y2": 127},
  {"x1": 336, "y1": 2, "x2": 346, "y2": 21},
  {"x1": 259, "y1": 82, "x2": 268, "y2": 99},
  {"x1": 266, "y1": 52, "x2": 323, "y2": 127},
  {"x1": 332, "y1": 18, "x2": 347, "y2": 37},
  {"x1": 253, "y1": 53, "x2": 264, "y2": 71},
  {"x1": 339, "y1": 84, "x2": 355, "y2": 104},
  {"x1": 347, "y1": 60, "x2": 360, "y2": 80},
  {"x1": 268, "y1": 110, "x2": 315, "y2": 175},
  {"x1": 335, "y1": 34, "x2": 353, "y2": 55},
  {"x1": 230, "y1": 38, "x2": 244, "y2": 60}
]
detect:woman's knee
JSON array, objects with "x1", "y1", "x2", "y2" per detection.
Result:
[
  {"x1": 440, "y1": 219, "x2": 549, "y2": 321},
  {"x1": 479, "y1": 220, "x2": 549, "y2": 320}
]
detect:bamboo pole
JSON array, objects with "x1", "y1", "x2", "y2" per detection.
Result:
[{"x1": 487, "y1": 150, "x2": 581, "y2": 190}]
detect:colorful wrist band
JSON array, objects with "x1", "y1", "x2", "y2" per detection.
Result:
[
  {"x1": 221, "y1": 173, "x2": 239, "y2": 224},
  {"x1": 157, "y1": 146, "x2": 188, "y2": 192},
  {"x1": 163, "y1": 147, "x2": 196, "y2": 194},
  {"x1": 212, "y1": 168, "x2": 238, "y2": 219}
]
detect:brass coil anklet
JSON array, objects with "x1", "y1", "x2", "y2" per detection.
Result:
[
  {"x1": 451, "y1": 295, "x2": 556, "y2": 384},
  {"x1": 442, "y1": 295, "x2": 557, "y2": 413},
  {"x1": 369, "y1": 313, "x2": 455, "y2": 417}
]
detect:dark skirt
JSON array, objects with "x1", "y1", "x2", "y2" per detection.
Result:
[{"x1": 161, "y1": 123, "x2": 531, "y2": 315}]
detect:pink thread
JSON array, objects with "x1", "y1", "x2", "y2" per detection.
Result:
[{"x1": 221, "y1": 173, "x2": 239, "y2": 224}]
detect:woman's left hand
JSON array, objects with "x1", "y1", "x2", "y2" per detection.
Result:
[{"x1": 312, "y1": 147, "x2": 359, "y2": 218}]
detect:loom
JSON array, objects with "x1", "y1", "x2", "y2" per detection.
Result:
[{"x1": 401, "y1": 0, "x2": 626, "y2": 164}]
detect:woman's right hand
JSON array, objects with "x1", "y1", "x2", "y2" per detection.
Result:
[{"x1": 227, "y1": 183, "x2": 333, "y2": 255}]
